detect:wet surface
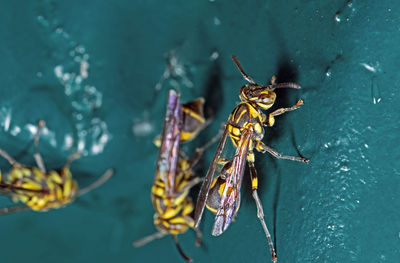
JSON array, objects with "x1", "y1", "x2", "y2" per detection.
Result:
[{"x1": 0, "y1": 0, "x2": 399, "y2": 262}]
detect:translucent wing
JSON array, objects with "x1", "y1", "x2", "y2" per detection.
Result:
[
  {"x1": 211, "y1": 128, "x2": 252, "y2": 236},
  {"x1": 194, "y1": 124, "x2": 229, "y2": 228},
  {"x1": 154, "y1": 90, "x2": 183, "y2": 198}
]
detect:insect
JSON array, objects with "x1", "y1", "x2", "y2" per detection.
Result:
[
  {"x1": 0, "y1": 120, "x2": 114, "y2": 215},
  {"x1": 194, "y1": 56, "x2": 309, "y2": 262},
  {"x1": 133, "y1": 90, "x2": 221, "y2": 262}
]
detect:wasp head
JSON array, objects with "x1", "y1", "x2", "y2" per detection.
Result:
[{"x1": 239, "y1": 84, "x2": 276, "y2": 110}]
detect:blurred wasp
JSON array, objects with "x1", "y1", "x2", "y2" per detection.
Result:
[
  {"x1": 0, "y1": 120, "x2": 114, "y2": 215},
  {"x1": 194, "y1": 56, "x2": 309, "y2": 261},
  {"x1": 133, "y1": 90, "x2": 221, "y2": 262}
]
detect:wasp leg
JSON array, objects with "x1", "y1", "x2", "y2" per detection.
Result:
[
  {"x1": 78, "y1": 168, "x2": 114, "y2": 196},
  {"x1": 271, "y1": 76, "x2": 277, "y2": 85},
  {"x1": 266, "y1": 99, "x2": 304, "y2": 127},
  {"x1": 187, "y1": 123, "x2": 225, "y2": 168},
  {"x1": 194, "y1": 226, "x2": 202, "y2": 246},
  {"x1": 132, "y1": 231, "x2": 166, "y2": 247},
  {"x1": 64, "y1": 152, "x2": 82, "y2": 170},
  {"x1": 173, "y1": 234, "x2": 193, "y2": 262},
  {"x1": 0, "y1": 148, "x2": 21, "y2": 167},
  {"x1": 178, "y1": 177, "x2": 203, "y2": 196},
  {"x1": 248, "y1": 161, "x2": 278, "y2": 262},
  {"x1": 33, "y1": 120, "x2": 46, "y2": 173},
  {"x1": 0, "y1": 205, "x2": 30, "y2": 216},
  {"x1": 256, "y1": 141, "x2": 309, "y2": 163},
  {"x1": 183, "y1": 215, "x2": 202, "y2": 246}
]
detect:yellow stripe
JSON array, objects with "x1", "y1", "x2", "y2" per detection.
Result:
[
  {"x1": 248, "y1": 104, "x2": 259, "y2": 118},
  {"x1": 206, "y1": 203, "x2": 218, "y2": 214},
  {"x1": 155, "y1": 198, "x2": 164, "y2": 214},
  {"x1": 169, "y1": 216, "x2": 187, "y2": 224},
  {"x1": 180, "y1": 131, "x2": 195, "y2": 141},
  {"x1": 181, "y1": 107, "x2": 205, "y2": 123},
  {"x1": 235, "y1": 107, "x2": 247, "y2": 124}
]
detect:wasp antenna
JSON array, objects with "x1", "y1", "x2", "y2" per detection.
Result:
[
  {"x1": 173, "y1": 235, "x2": 193, "y2": 262},
  {"x1": 271, "y1": 82, "x2": 301, "y2": 90},
  {"x1": 232, "y1": 56, "x2": 257, "y2": 85},
  {"x1": 78, "y1": 168, "x2": 114, "y2": 196},
  {"x1": 132, "y1": 231, "x2": 166, "y2": 247}
]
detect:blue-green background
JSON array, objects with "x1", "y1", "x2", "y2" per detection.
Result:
[{"x1": 1, "y1": 1, "x2": 399, "y2": 262}]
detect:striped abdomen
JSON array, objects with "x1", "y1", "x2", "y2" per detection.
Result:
[
  {"x1": 151, "y1": 158, "x2": 195, "y2": 234},
  {"x1": 3, "y1": 167, "x2": 78, "y2": 211}
]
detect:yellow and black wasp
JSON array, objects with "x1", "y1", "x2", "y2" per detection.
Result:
[
  {"x1": 194, "y1": 56, "x2": 309, "y2": 262},
  {"x1": 133, "y1": 89, "x2": 220, "y2": 262},
  {"x1": 0, "y1": 120, "x2": 114, "y2": 215}
]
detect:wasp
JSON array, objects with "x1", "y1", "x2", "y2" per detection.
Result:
[
  {"x1": 0, "y1": 120, "x2": 114, "y2": 215},
  {"x1": 133, "y1": 90, "x2": 221, "y2": 262},
  {"x1": 194, "y1": 56, "x2": 309, "y2": 262}
]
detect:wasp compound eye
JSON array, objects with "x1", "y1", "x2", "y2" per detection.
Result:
[{"x1": 257, "y1": 92, "x2": 276, "y2": 104}]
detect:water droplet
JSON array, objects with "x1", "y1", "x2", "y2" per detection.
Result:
[
  {"x1": 213, "y1": 17, "x2": 221, "y2": 26},
  {"x1": 89, "y1": 119, "x2": 111, "y2": 155},
  {"x1": 154, "y1": 51, "x2": 194, "y2": 93},
  {"x1": 0, "y1": 107, "x2": 11, "y2": 131},
  {"x1": 133, "y1": 120, "x2": 153, "y2": 137},
  {"x1": 210, "y1": 51, "x2": 219, "y2": 61},
  {"x1": 340, "y1": 166, "x2": 349, "y2": 172},
  {"x1": 54, "y1": 65, "x2": 63, "y2": 78},
  {"x1": 37, "y1": 15, "x2": 49, "y2": 27},
  {"x1": 325, "y1": 68, "x2": 332, "y2": 77},
  {"x1": 360, "y1": 63, "x2": 377, "y2": 73},
  {"x1": 80, "y1": 60, "x2": 89, "y2": 79},
  {"x1": 77, "y1": 139, "x2": 86, "y2": 153},
  {"x1": 334, "y1": 13, "x2": 342, "y2": 23},
  {"x1": 371, "y1": 77, "x2": 381, "y2": 104},
  {"x1": 10, "y1": 126, "x2": 21, "y2": 136},
  {"x1": 333, "y1": 0, "x2": 356, "y2": 23},
  {"x1": 75, "y1": 45, "x2": 86, "y2": 54},
  {"x1": 25, "y1": 123, "x2": 38, "y2": 135},
  {"x1": 55, "y1": 27, "x2": 63, "y2": 34},
  {"x1": 324, "y1": 142, "x2": 331, "y2": 148},
  {"x1": 64, "y1": 134, "x2": 74, "y2": 150}
]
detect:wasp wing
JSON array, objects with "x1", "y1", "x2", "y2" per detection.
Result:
[
  {"x1": 154, "y1": 90, "x2": 183, "y2": 198},
  {"x1": 194, "y1": 124, "x2": 229, "y2": 229},
  {"x1": 211, "y1": 128, "x2": 252, "y2": 236}
]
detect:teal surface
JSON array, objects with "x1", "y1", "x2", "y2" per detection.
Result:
[{"x1": 1, "y1": 1, "x2": 399, "y2": 262}]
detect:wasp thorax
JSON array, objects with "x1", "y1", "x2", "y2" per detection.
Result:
[{"x1": 239, "y1": 85, "x2": 276, "y2": 109}]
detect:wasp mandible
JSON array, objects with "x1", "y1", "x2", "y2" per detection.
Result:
[
  {"x1": 0, "y1": 120, "x2": 114, "y2": 215},
  {"x1": 194, "y1": 56, "x2": 309, "y2": 262},
  {"x1": 133, "y1": 90, "x2": 221, "y2": 262}
]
